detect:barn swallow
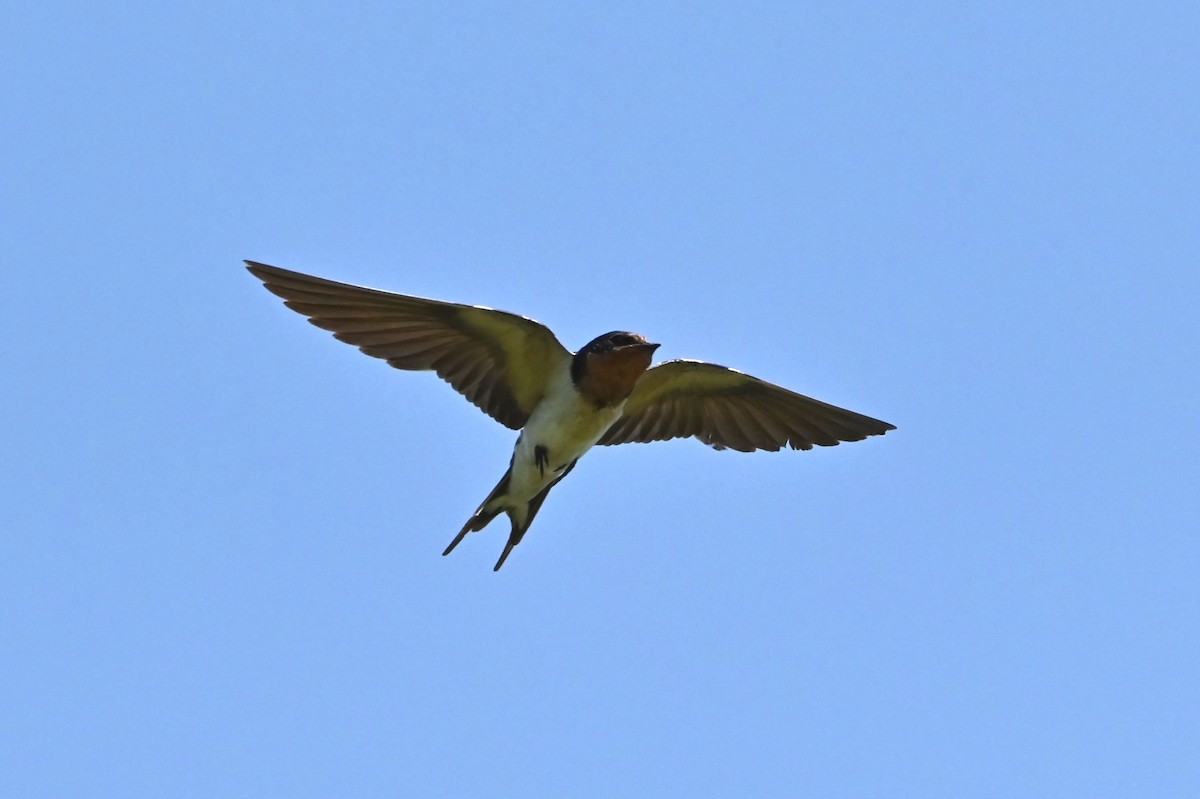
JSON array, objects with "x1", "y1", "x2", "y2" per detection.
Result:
[{"x1": 246, "y1": 261, "x2": 895, "y2": 570}]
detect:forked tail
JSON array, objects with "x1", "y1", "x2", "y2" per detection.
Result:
[
  {"x1": 443, "y1": 459, "x2": 578, "y2": 571},
  {"x1": 442, "y1": 465, "x2": 511, "y2": 557}
]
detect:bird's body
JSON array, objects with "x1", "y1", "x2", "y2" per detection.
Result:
[
  {"x1": 246, "y1": 260, "x2": 895, "y2": 570},
  {"x1": 449, "y1": 356, "x2": 638, "y2": 569}
]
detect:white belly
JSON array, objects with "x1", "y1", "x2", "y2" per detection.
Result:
[{"x1": 508, "y1": 366, "x2": 624, "y2": 501}]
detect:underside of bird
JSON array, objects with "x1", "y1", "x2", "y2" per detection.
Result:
[{"x1": 244, "y1": 261, "x2": 897, "y2": 572}]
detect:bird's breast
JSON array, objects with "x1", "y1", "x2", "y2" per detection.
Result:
[{"x1": 510, "y1": 374, "x2": 624, "y2": 498}]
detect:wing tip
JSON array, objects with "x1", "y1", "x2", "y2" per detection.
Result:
[{"x1": 244, "y1": 259, "x2": 279, "y2": 282}]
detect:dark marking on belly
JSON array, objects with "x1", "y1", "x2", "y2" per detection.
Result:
[{"x1": 534, "y1": 444, "x2": 549, "y2": 476}]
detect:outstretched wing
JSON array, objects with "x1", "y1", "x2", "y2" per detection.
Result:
[
  {"x1": 598, "y1": 359, "x2": 895, "y2": 452},
  {"x1": 246, "y1": 261, "x2": 571, "y2": 429}
]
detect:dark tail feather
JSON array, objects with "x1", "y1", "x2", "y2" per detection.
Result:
[
  {"x1": 493, "y1": 519, "x2": 524, "y2": 572},
  {"x1": 443, "y1": 465, "x2": 512, "y2": 557},
  {"x1": 492, "y1": 460, "x2": 578, "y2": 571}
]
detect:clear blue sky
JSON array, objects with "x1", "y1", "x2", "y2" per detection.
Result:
[{"x1": 3, "y1": 2, "x2": 1197, "y2": 796}]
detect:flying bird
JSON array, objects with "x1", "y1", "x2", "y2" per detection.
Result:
[{"x1": 246, "y1": 261, "x2": 895, "y2": 570}]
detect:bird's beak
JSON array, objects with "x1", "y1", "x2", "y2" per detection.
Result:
[{"x1": 639, "y1": 342, "x2": 661, "y2": 353}]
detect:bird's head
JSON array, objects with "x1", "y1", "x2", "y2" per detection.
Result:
[{"x1": 571, "y1": 331, "x2": 660, "y2": 406}]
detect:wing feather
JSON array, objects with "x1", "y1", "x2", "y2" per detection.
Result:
[
  {"x1": 741, "y1": 400, "x2": 789, "y2": 450},
  {"x1": 598, "y1": 359, "x2": 894, "y2": 451},
  {"x1": 708, "y1": 397, "x2": 751, "y2": 452},
  {"x1": 648, "y1": 397, "x2": 681, "y2": 441},
  {"x1": 247, "y1": 261, "x2": 570, "y2": 429}
]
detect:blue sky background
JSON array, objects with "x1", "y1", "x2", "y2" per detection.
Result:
[{"x1": 3, "y1": 2, "x2": 1197, "y2": 796}]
